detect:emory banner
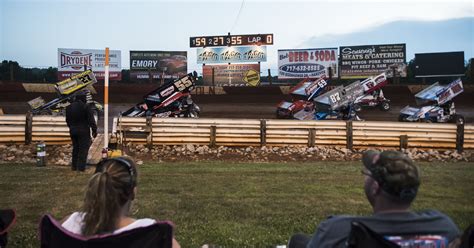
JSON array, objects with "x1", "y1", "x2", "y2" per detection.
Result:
[
  {"x1": 278, "y1": 48, "x2": 338, "y2": 79},
  {"x1": 197, "y1": 46, "x2": 267, "y2": 64},
  {"x1": 130, "y1": 51, "x2": 187, "y2": 80},
  {"x1": 339, "y1": 43, "x2": 406, "y2": 79},
  {"x1": 202, "y1": 64, "x2": 260, "y2": 86},
  {"x1": 58, "y1": 48, "x2": 121, "y2": 80}
]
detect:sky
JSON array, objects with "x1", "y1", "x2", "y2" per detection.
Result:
[{"x1": 1, "y1": 0, "x2": 473, "y2": 75}]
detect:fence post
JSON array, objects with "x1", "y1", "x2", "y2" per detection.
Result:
[
  {"x1": 456, "y1": 118, "x2": 464, "y2": 153},
  {"x1": 260, "y1": 119, "x2": 266, "y2": 146},
  {"x1": 267, "y1": 69, "x2": 272, "y2": 86},
  {"x1": 399, "y1": 135, "x2": 408, "y2": 150},
  {"x1": 346, "y1": 120, "x2": 353, "y2": 150},
  {"x1": 118, "y1": 115, "x2": 123, "y2": 146},
  {"x1": 211, "y1": 67, "x2": 215, "y2": 95},
  {"x1": 25, "y1": 112, "x2": 33, "y2": 145},
  {"x1": 210, "y1": 125, "x2": 216, "y2": 148},
  {"x1": 146, "y1": 116, "x2": 153, "y2": 149},
  {"x1": 308, "y1": 128, "x2": 316, "y2": 147}
]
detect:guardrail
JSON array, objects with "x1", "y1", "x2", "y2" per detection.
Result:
[
  {"x1": 0, "y1": 115, "x2": 25, "y2": 143},
  {"x1": 1, "y1": 114, "x2": 472, "y2": 151},
  {"x1": 0, "y1": 114, "x2": 70, "y2": 145},
  {"x1": 115, "y1": 117, "x2": 473, "y2": 152}
]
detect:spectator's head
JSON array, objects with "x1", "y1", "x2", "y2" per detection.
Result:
[
  {"x1": 74, "y1": 90, "x2": 87, "y2": 103},
  {"x1": 81, "y1": 157, "x2": 138, "y2": 236},
  {"x1": 362, "y1": 150, "x2": 420, "y2": 212}
]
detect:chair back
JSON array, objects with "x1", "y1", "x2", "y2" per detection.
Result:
[
  {"x1": 347, "y1": 221, "x2": 400, "y2": 248},
  {"x1": 460, "y1": 224, "x2": 474, "y2": 248},
  {"x1": 0, "y1": 209, "x2": 16, "y2": 248},
  {"x1": 347, "y1": 221, "x2": 451, "y2": 248},
  {"x1": 39, "y1": 215, "x2": 173, "y2": 248}
]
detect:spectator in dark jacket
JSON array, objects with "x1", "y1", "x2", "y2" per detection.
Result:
[
  {"x1": 66, "y1": 91, "x2": 97, "y2": 172},
  {"x1": 289, "y1": 150, "x2": 460, "y2": 248}
]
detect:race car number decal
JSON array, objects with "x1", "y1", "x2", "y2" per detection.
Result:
[
  {"x1": 330, "y1": 92, "x2": 341, "y2": 103},
  {"x1": 174, "y1": 76, "x2": 193, "y2": 91}
]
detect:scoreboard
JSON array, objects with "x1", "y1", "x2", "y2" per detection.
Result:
[{"x1": 190, "y1": 34, "x2": 273, "y2": 47}]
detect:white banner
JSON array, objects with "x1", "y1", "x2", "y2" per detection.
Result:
[
  {"x1": 278, "y1": 48, "x2": 338, "y2": 79},
  {"x1": 58, "y1": 48, "x2": 121, "y2": 80},
  {"x1": 197, "y1": 46, "x2": 267, "y2": 64}
]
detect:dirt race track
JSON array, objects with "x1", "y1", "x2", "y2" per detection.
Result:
[{"x1": 1, "y1": 84, "x2": 473, "y2": 130}]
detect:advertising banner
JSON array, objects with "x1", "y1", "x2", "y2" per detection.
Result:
[
  {"x1": 278, "y1": 48, "x2": 338, "y2": 79},
  {"x1": 58, "y1": 48, "x2": 121, "y2": 80},
  {"x1": 202, "y1": 64, "x2": 260, "y2": 86},
  {"x1": 339, "y1": 43, "x2": 406, "y2": 79},
  {"x1": 197, "y1": 46, "x2": 267, "y2": 64},
  {"x1": 130, "y1": 51, "x2": 187, "y2": 80}
]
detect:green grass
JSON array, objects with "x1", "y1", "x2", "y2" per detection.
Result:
[{"x1": 0, "y1": 161, "x2": 473, "y2": 247}]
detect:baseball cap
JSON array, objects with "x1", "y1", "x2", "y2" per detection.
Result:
[{"x1": 362, "y1": 150, "x2": 420, "y2": 201}]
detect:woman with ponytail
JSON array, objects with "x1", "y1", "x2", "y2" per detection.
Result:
[{"x1": 61, "y1": 156, "x2": 180, "y2": 247}]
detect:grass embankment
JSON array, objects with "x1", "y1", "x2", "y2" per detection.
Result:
[{"x1": 0, "y1": 161, "x2": 473, "y2": 247}]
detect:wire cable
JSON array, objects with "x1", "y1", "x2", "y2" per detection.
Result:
[{"x1": 230, "y1": 0, "x2": 245, "y2": 33}]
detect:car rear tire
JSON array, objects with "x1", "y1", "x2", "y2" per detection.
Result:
[
  {"x1": 353, "y1": 104, "x2": 362, "y2": 112},
  {"x1": 398, "y1": 114, "x2": 409, "y2": 122},
  {"x1": 451, "y1": 114, "x2": 464, "y2": 124},
  {"x1": 380, "y1": 101, "x2": 390, "y2": 111}
]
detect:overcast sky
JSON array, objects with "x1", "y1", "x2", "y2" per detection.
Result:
[{"x1": 1, "y1": 0, "x2": 473, "y2": 74}]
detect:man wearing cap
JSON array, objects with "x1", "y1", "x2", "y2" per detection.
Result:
[
  {"x1": 66, "y1": 91, "x2": 97, "y2": 172},
  {"x1": 296, "y1": 150, "x2": 460, "y2": 248}
]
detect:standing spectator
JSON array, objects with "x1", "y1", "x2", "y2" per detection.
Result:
[
  {"x1": 60, "y1": 157, "x2": 180, "y2": 247},
  {"x1": 66, "y1": 90, "x2": 97, "y2": 172},
  {"x1": 289, "y1": 150, "x2": 460, "y2": 248}
]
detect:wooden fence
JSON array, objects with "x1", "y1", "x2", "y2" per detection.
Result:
[
  {"x1": 115, "y1": 117, "x2": 473, "y2": 152},
  {"x1": 1, "y1": 114, "x2": 473, "y2": 151},
  {"x1": 31, "y1": 115, "x2": 71, "y2": 145},
  {"x1": 0, "y1": 115, "x2": 25, "y2": 143}
]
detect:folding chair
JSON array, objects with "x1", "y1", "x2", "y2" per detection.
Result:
[
  {"x1": 347, "y1": 221, "x2": 454, "y2": 248},
  {"x1": 460, "y1": 224, "x2": 474, "y2": 248},
  {"x1": 39, "y1": 214, "x2": 174, "y2": 248},
  {"x1": 347, "y1": 221, "x2": 400, "y2": 248},
  {"x1": 0, "y1": 209, "x2": 16, "y2": 248}
]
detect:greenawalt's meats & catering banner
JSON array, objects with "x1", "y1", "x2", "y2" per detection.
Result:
[
  {"x1": 278, "y1": 48, "x2": 338, "y2": 79},
  {"x1": 202, "y1": 64, "x2": 260, "y2": 86},
  {"x1": 130, "y1": 51, "x2": 187, "y2": 80},
  {"x1": 58, "y1": 48, "x2": 121, "y2": 80},
  {"x1": 339, "y1": 43, "x2": 406, "y2": 79}
]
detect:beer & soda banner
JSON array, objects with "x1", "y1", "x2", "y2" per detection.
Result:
[{"x1": 278, "y1": 48, "x2": 338, "y2": 79}]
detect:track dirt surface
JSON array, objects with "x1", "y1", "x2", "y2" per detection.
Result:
[{"x1": 1, "y1": 84, "x2": 473, "y2": 132}]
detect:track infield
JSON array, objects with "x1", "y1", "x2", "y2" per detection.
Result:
[{"x1": 1, "y1": 161, "x2": 473, "y2": 247}]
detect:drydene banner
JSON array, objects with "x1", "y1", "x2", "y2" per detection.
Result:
[
  {"x1": 339, "y1": 43, "x2": 406, "y2": 79},
  {"x1": 129, "y1": 51, "x2": 187, "y2": 80},
  {"x1": 202, "y1": 64, "x2": 261, "y2": 86},
  {"x1": 278, "y1": 48, "x2": 338, "y2": 79},
  {"x1": 196, "y1": 46, "x2": 267, "y2": 64},
  {"x1": 58, "y1": 48, "x2": 121, "y2": 80}
]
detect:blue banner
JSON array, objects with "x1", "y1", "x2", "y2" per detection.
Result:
[{"x1": 197, "y1": 46, "x2": 267, "y2": 64}]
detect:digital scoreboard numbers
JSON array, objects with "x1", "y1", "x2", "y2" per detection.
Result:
[{"x1": 190, "y1": 34, "x2": 273, "y2": 47}]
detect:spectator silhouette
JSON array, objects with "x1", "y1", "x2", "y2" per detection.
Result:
[
  {"x1": 60, "y1": 156, "x2": 180, "y2": 248},
  {"x1": 289, "y1": 150, "x2": 460, "y2": 248}
]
